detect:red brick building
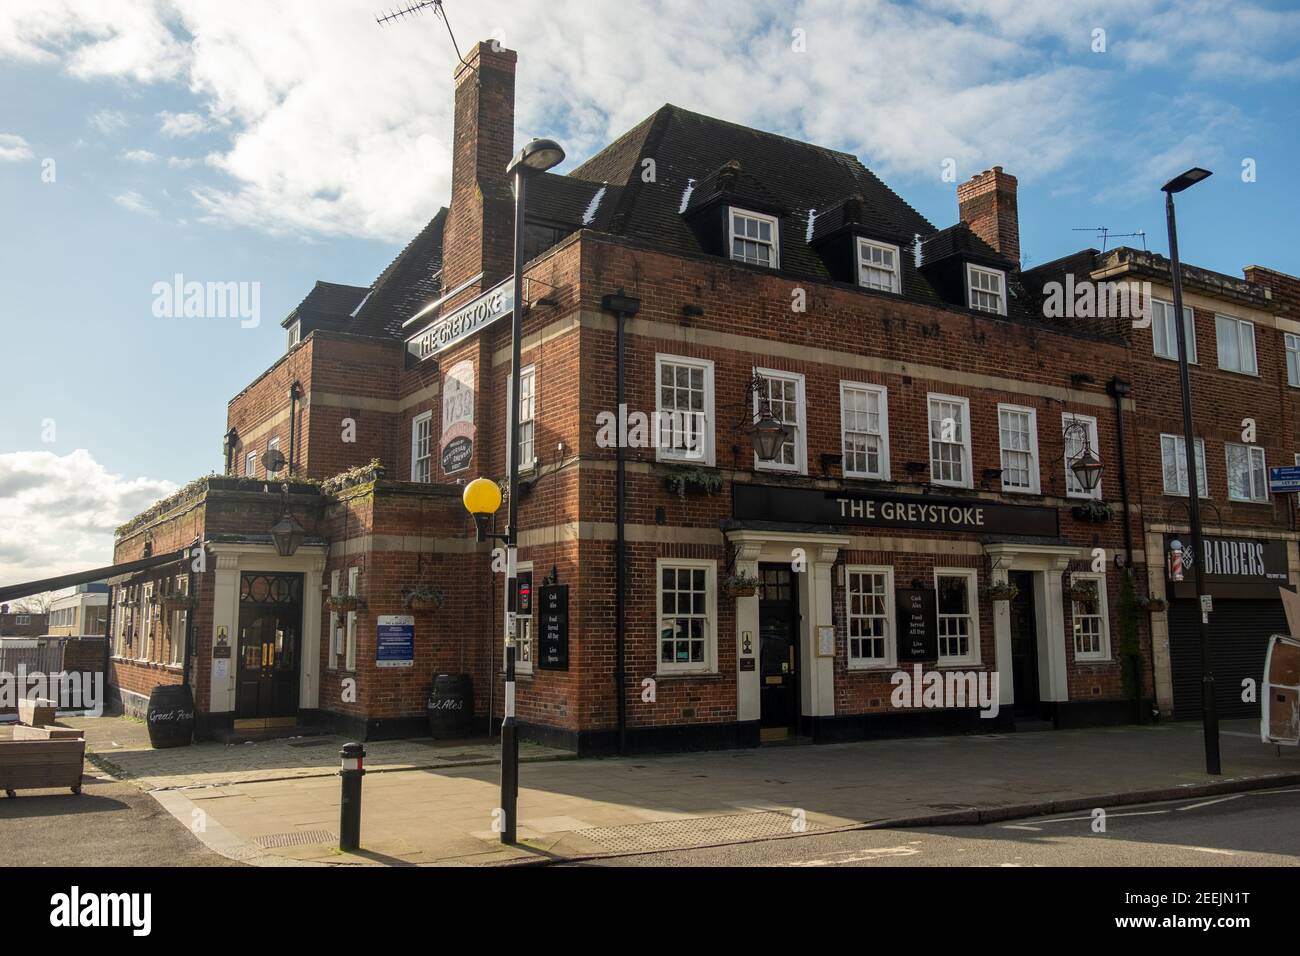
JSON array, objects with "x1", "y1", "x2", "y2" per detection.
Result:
[{"x1": 105, "y1": 41, "x2": 1296, "y2": 751}]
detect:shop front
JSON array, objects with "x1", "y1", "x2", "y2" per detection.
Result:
[{"x1": 1158, "y1": 532, "x2": 1296, "y2": 720}]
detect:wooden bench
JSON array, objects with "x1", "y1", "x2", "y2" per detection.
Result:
[{"x1": 0, "y1": 738, "x2": 85, "y2": 797}]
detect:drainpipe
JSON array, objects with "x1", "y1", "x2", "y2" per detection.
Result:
[
  {"x1": 287, "y1": 382, "x2": 302, "y2": 476},
  {"x1": 602, "y1": 290, "x2": 640, "y2": 755},
  {"x1": 223, "y1": 429, "x2": 239, "y2": 476},
  {"x1": 1106, "y1": 377, "x2": 1134, "y2": 567},
  {"x1": 181, "y1": 536, "x2": 199, "y2": 689}
]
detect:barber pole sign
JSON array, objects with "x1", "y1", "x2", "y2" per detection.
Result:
[{"x1": 1169, "y1": 548, "x2": 1185, "y2": 582}]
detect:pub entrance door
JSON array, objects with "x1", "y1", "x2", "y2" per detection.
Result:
[
  {"x1": 235, "y1": 572, "x2": 303, "y2": 727},
  {"x1": 758, "y1": 564, "x2": 800, "y2": 739}
]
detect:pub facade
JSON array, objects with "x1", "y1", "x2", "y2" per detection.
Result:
[{"x1": 104, "y1": 41, "x2": 1297, "y2": 752}]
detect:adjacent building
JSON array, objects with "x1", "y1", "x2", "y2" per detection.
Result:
[
  {"x1": 46, "y1": 584, "x2": 110, "y2": 637},
  {"x1": 105, "y1": 41, "x2": 1298, "y2": 751}
]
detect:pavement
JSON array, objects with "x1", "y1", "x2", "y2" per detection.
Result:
[{"x1": 7, "y1": 715, "x2": 1300, "y2": 866}]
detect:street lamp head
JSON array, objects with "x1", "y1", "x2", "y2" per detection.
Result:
[
  {"x1": 750, "y1": 410, "x2": 792, "y2": 463},
  {"x1": 507, "y1": 138, "x2": 566, "y2": 178},
  {"x1": 1069, "y1": 448, "x2": 1104, "y2": 493},
  {"x1": 463, "y1": 477, "x2": 504, "y2": 542},
  {"x1": 1162, "y1": 167, "x2": 1212, "y2": 194},
  {"x1": 270, "y1": 512, "x2": 305, "y2": 557}
]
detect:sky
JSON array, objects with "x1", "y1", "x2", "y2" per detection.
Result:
[{"x1": 1, "y1": 0, "x2": 1298, "y2": 587}]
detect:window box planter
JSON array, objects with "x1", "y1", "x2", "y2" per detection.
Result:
[
  {"x1": 663, "y1": 466, "x2": 723, "y2": 500},
  {"x1": 984, "y1": 581, "x2": 1019, "y2": 603},
  {"x1": 403, "y1": 586, "x2": 444, "y2": 612},
  {"x1": 327, "y1": 594, "x2": 360, "y2": 613},
  {"x1": 161, "y1": 594, "x2": 197, "y2": 612},
  {"x1": 723, "y1": 572, "x2": 762, "y2": 598},
  {"x1": 1071, "y1": 500, "x2": 1113, "y2": 523}
]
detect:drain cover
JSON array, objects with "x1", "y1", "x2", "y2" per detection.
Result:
[
  {"x1": 253, "y1": 829, "x2": 337, "y2": 849},
  {"x1": 575, "y1": 811, "x2": 817, "y2": 854}
]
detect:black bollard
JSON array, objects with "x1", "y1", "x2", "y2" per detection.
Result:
[{"x1": 339, "y1": 742, "x2": 366, "y2": 851}]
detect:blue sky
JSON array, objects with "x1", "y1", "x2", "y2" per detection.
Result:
[{"x1": 1, "y1": 0, "x2": 1298, "y2": 584}]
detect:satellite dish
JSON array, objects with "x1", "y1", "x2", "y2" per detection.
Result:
[{"x1": 264, "y1": 448, "x2": 287, "y2": 474}]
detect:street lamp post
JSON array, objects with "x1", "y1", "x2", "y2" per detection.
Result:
[
  {"x1": 1162, "y1": 165, "x2": 1220, "y2": 775},
  {"x1": 461, "y1": 138, "x2": 566, "y2": 846}
]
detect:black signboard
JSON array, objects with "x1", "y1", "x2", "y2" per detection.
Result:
[
  {"x1": 1163, "y1": 534, "x2": 1289, "y2": 583},
  {"x1": 538, "y1": 584, "x2": 569, "y2": 670},
  {"x1": 441, "y1": 436, "x2": 473, "y2": 475},
  {"x1": 896, "y1": 588, "x2": 938, "y2": 661},
  {"x1": 733, "y1": 484, "x2": 1059, "y2": 538}
]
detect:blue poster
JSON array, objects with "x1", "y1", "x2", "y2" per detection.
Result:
[{"x1": 376, "y1": 615, "x2": 415, "y2": 668}]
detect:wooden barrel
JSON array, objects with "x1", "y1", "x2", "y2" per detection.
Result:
[
  {"x1": 427, "y1": 673, "x2": 474, "y2": 739},
  {"x1": 146, "y1": 684, "x2": 195, "y2": 749}
]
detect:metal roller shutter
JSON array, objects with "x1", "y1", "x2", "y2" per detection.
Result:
[{"x1": 1169, "y1": 599, "x2": 1289, "y2": 719}]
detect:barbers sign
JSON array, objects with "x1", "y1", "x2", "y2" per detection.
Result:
[{"x1": 406, "y1": 279, "x2": 514, "y2": 362}]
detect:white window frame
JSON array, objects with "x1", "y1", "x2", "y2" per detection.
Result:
[
  {"x1": 1151, "y1": 298, "x2": 1197, "y2": 364},
  {"x1": 1287, "y1": 333, "x2": 1300, "y2": 388},
  {"x1": 753, "y1": 367, "x2": 806, "y2": 475},
  {"x1": 728, "y1": 207, "x2": 779, "y2": 269},
  {"x1": 170, "y1": 608, "x2": 186, "y2": 666},
  {"x1": 1225, "y1": 442, "x2": 1269, "y2": 503},
  {"x1": 966, "y1": 263, "x2": 1006, "y2": 316},
  {"x1": 504, "y1": 561, "x2": 534, "y2": 674},
  {"x1": 1215, "y1": 314, "x2": 1258, "y2": 375},
  {"x1": 517, "y1": 365, "x2": 537, "y2": 474},
  {"x1": 928, "y1": 393, "x2": 973, "y2": 489},
  {"x1": 287, "y1": 320, "x2": 301, "y2": 350},
  {"x1": 266, "y1": 436, "x2": 281, "y2": 476},
  {"x1": 244, "y1": 451, "x2": 257, "y2": 477},
  {"x1": 845, "y1": 565, "x2": 895, "y2": 670},
  {"x1": 1070, "y1": 572, "x2": 1111, "y2": 661},
  {"x1": 328, "y1": 569, "x2": 341, "y2": 670},
  {"x1": 139, "y1": 583, "x2": 153, "y2": 662},
  {"x1": 857, "y1": 238, "x2": 901, "y2": 293},
  {"x1": 997, "y1": 403, "x2": 1040, "y2": 494},
  {"x1": 1062, "y1": 413, "x2": 1102, "y2": 500},
  {"x1": 410, "y1": 410, "x2": 433, "y2": 483},
  {"x1": 344, "y1": 567, "x2": 359, "y2": 672},
  {"x1": 655, "y1": 558, "x2": 717, "y2": 676},
  {"x1": 15, "y1": 613, "x2": 29, "y2": 626},
  {"x1": 839, "y1": 381, "x2": 890, "y2": 480},
  {"x1": 934, "y1": 568, "x2": 980, "y2": 667},
  {"x1": 654, "y1": 353, "x2": 715, "y2": 467},
  {"x1": 1159, "y1": 433, "x2": 1209, "y2": 498}
]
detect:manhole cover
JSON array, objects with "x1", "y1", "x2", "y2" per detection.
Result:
[
  {"x1": 253, "y1": 829, "x2": 337, "y2": 849},
  {"x1": 575, "y1": 811, "x2": 817, "y2": 854}
]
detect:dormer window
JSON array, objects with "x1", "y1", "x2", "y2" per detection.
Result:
[
  {"x1": 857, "y1": 238, "x2": 901, "y2": 293},
  {"x1": 966, "y1": 264, "x2": 1006, "y2": 315},
  {"x1": 287, "y1": 320, "x2": 301, "y2": 349},
  {"x1": 729, "y1": 208, "x2": 779, "y2": 268}
]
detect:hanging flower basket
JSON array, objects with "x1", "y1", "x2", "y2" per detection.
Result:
[
  {"x1": 161, "y1": 593, "x2": 197, "y2": 612},
  {"x1": 984, "y1": 581, "x2": 1019, "y2": 602},
  {"x1": 1068, "y1": 580, "x2": 1100, "y2": 604},
  {"x1": 328, "y1": 594, "x2": 359, "y2": 613},
  {"x1": 403, "y1": 586, "x2": 444, "y2": 612},
  {"x1": 723, "y1": 572, "x2": 762, "y2": 598},
  {"x1": 1071, "y1": 499, "x2": 1113, "y2": 523},
  {"x1": 1136, "y1": 595, "x2": 1167, "y2": 613},
  {"x1": 663, "y1": 466, "x2": 723, "y2": 500}
]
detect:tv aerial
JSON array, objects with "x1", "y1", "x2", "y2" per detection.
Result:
[
  {"x1": 375, "y1": 0, "x2": 476, "y2": 75},
  {"x1": 1072, "y1": 226, "x2": 1147, "y2": 253}
]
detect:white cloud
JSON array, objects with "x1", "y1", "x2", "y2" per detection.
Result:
[
  {"x1": 167, "y1": 155, "x2": 198, "y2": 169},
  {"x1": 87, "y1": 108, "x2": 128, "y2": 135},
  {"x1": 158, "y1": 110, "x2": 209, "y2": 138},
  {"x1": 112, "y1": 190, "x2": 158, "y2": 217},
  {"x1": 122, "y1": 148, "x2": 158, "y2": 163},
  {"x1": 0, "y1": 133, "x2": 34, "y2": 162},
  {"x1": 0, "y1": 450, "x2": 177, "y2": 588},
  {"x1": 0, "y1": 0, "x2": 1293, "y2": 241}
]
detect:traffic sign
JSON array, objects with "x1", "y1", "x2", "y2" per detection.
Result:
[{"x1": 1269, "y1": 465, "x2": 1300, "y2": 493}]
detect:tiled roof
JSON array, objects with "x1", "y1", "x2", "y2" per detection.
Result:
[
  {"x1": 281, "y1": 280, "x2": 371, "y2": 330},
  {"x1": 350, "y1": 208, "x2": 448, "y2": 339}
]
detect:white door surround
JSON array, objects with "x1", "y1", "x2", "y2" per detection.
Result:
[
  {"x1": 726, "y1": 530, "x2": 851, "y2": 724},
  {"x1": 984, "y1": 543, "x2": 1075, "y2": 709}
]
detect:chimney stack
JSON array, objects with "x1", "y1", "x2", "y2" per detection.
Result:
[
  {"x1": 957, "y1": 166, "x2": 1019, "y2": 266},
  {"x1": 442, "y1": 41, "x2": 518, "y2": 294}
]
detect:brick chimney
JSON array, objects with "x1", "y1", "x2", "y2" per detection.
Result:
[
  {"x1": 441, "y1": 41, "x2": 517, "y2": 294},
  {"x1": 957, "y1": 166, "x2": 1019, "y2": 266}
]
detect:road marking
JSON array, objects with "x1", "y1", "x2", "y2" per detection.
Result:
[
  {"x1": 1219, "y1": 731, "x2": 1258, "y2": 738},
  {"x1": 1178, "y1": 794, "x2": 1245, "y2": 812},
  {"x1": 1001, "y1": 825, "x2": 1042, "y2": 831},
  {"x1": 1032, "y1": 809, "x2": 1169, "y2": 824},
  {"x1": 788, "y1": 844, "x2": 922, "y2": 866},
  {"x1": 1185, "y1": 846, "x2": 1236, "y2": 856}
]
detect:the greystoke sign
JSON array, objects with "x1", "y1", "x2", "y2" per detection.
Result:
[
  {"x1": 406, "y1": 279, "x2": 514, "y2": 362},
  {"x1": 732, "y1": 485, "x2": 1059, "y2": 537}
]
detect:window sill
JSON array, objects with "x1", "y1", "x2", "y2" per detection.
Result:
[
  {"x1": 1227, "y1": 498, "x2": 1271, "y2": 506},
  {"x1": 653, "y1": 670, "x2": 722, "y2": 680},
  {"x1": 1154, "y1": 354, "x2": 1198, "y2": 366},
  {"x1": 846, "y1": 663, "x2": 897, "y2": 674},
  {"x1": 1074, "y1": 656, "x2": 1112, "y2": 665}
]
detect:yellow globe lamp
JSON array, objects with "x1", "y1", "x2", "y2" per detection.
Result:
[{"x1": 463, "y1": 477, "x2": 503, "y2": 541}]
